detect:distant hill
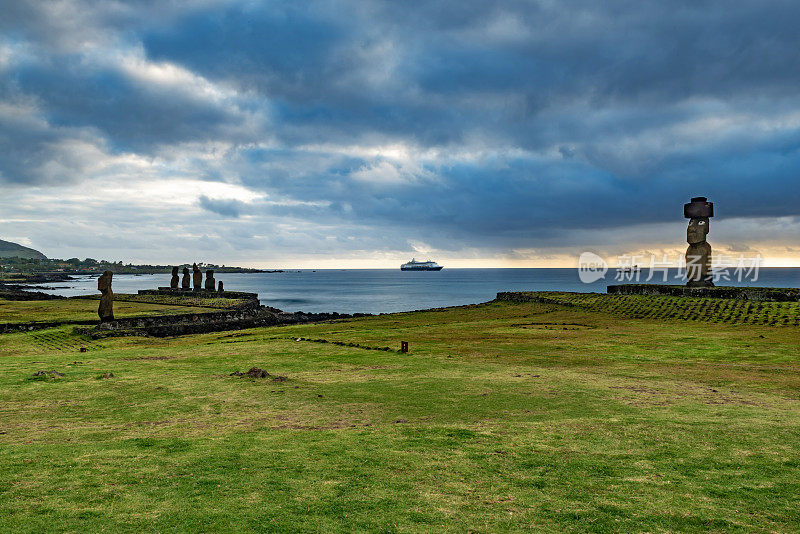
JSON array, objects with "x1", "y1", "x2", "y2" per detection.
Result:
[{"x1": 0, "y1": 239, "x2": 47, "y2": 260}]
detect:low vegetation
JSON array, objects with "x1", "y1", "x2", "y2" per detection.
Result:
[
  {"x1": 1, "y1": 296, "x2": 799, "y2": 531},
  {"x1": 506, "y1": 291, "x2": 800, "y2": 326},
  {"x1": 0, "y1": 255, "x2": 267, "y2": 275}
]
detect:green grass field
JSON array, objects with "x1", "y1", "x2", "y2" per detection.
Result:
[
  {"x1": 1, "y1": 296, "x2": 799, "y2": 532},
  {"x1": 0, "y1": 298, "x2": 220, "y2": 325}
]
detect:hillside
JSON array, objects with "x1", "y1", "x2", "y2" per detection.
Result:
[{"x1": 0, "y1": 239, "x2": 47, "y2": 260}]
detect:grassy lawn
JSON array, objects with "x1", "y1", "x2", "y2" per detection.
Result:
[
  {"x1": 0, "y1": 298, "x2": 220, "y2": 325},
  {"x1": 1, "y1": 298, "x2": 799, "y2": 531}
]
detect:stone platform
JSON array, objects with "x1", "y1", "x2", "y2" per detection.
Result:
[
  {"x1": 77, "y1": 307, "x2": 368, "y2": 338},
  {"x1": 139, "y1": 288, "x2": 260, "y2": 301},
  {"x1": 607, "y1": 284, "x2": 800, "y2": 302}
]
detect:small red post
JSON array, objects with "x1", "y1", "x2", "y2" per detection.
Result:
[{"x1": 400, "y1": 341, "x2": 409, "y2": 353}]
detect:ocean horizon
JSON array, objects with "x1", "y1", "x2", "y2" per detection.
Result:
[{"x1": 36, "y1": 267, "x2": 800, "y2": 315}]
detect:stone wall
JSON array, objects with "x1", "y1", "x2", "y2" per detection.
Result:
[
  {"x1": 76, "y1": 307, "x2": 370, "y2": 338},
  {"x1": 80, "y1": 308, "x2": 273, "y2": 337},
  {"x1": 2, "y1": 320, "x2": 95, "y2": 334}
]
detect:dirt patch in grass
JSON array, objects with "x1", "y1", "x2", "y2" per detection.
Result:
[
  {"x1": 122, "y1": 355, "x2": 179, "y2": 361},
  {"x1": 230, "y1": 367, "x2": 288, "y2": 381},
  {"x1": 608, "y1": 385, "x2": 673, "y2": 407},
  {"x1": 270, "y1": 421, "x2": 374, "y2": 431},
  {"x1": 650, "y1": 362, "x2": 800, "y2": 393},
  {"x1": 292, "y1": 336, "x2": 398, "y2": 352},
  {"x1": 28, "y1": 370, "x2": 65, "y2": 380},
  {"x1": 267, "y1": 407, "x2": 380, "y2": 431},
  {"x1": 608, "y1": 381, "x2": 769, "y2": 408},
  {"x1": 292, "y1": 365, "x2": 400, "y2": 384},
  {"x1": 326, "y1": 365, "x2": 396, "y2": 372},
  {"x1": 512, "y1": 322, "x2": 595, "y2": 330}
]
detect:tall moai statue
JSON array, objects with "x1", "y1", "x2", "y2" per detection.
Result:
[
  {"x1": 181, "y1": 267, "x2": 191, "y2": 289},
  {"x1": 218, "y1": 280, "x2": 224, "y2": 292},
  {"x1": 205, "y1": 269, "x2": 216, "y2": 291},
  {"x1": 97, "y1": 270, "x2": 114, "y2": 322},
  {"x1": 170, "y1": 266, "x2": 179, "y2": 289},
  {"x1": 192, "y1": 263, "x2": 202, "y2": 290},
  {"x1": 684, "y1": 196, "x2": 714, "y2": 287}
]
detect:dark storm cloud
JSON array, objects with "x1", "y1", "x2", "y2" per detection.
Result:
[
  {"x1": 143, "y1": 1, "x2": 800, "y2": 116},
  {"x1": 144, "y1": 4, "x2": 345, "y2": 100},
  {"x1": 2, "y1": 0, "x2": 800, "y2": 254},
  {"x1": 198, "y1": 195, "x2": 244, "y2": 218},
  {"x1": 7, "y1": 59, "x2": 246, "y2": 152}
]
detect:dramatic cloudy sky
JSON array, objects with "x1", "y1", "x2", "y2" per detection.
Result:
[{"x1": 2, "y1": 0, "x2": 800, "y2": 267}]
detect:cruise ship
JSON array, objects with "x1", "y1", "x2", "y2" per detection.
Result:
[{"x1": 400, "y1": 258, "x2": 443, "y2": 271}]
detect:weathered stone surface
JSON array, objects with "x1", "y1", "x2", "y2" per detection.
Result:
[
  {"x1": 218, "y1": 280, "x2": 224, "y2": 292},
  {"x1": 684, "y1": 197, "x2": 714, "y2": 288},
  {"x1": 81, "y1": 306, "x2": 371, "y2": 338},
  {"x1": 170, "y1": 266, "x2": 179, "y2": 289},
  {"x1": 181, "y1": 267, "x2": 190, "y2": 289},
  {"x1": 683, "y1": 196, "x2": 714, "y2": 218},
  {"x1": 686, "y1": 239, "x2": 712, "y2": 287},
  {"x1": 138, "y1": 288, "x2": 259, "y2": 301},
  {"x1": 687, "y1": 216, "x2": 709, "y2": 245},
  {"x1": 97, "y1": 270, "x2": 114, "y2": 322},
  {"x1": 192, "y1": 263, "x2": 202, "y2": 290},
  {"x1": 205, "y1": 269, "x2": 216, "y2": 291}
]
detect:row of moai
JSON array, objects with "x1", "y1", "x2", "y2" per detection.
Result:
[{"x1": 170, "y1": 263, "x2": 224, "y2": 292}]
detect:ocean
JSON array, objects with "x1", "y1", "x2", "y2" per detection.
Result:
[{"x1": 33, "y1": 268, "x2": 800, "y2": 315}]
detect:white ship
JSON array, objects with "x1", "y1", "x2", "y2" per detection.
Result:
[{"x1": 400, "y1": 258, "x2": 443, "y2": 271}]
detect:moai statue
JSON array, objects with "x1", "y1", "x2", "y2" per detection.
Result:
[
  {"x1": 684, "y1": 196, "x2": 714, "y2": 287},
  {"x1": 97, "y1": 270, "x2": 114, "y2": 322},
  {"x1": 170, "y1": 266, "x2": 179, "y2": 289},
  {"x1": 218, "y1": 280, "x2": 224, "y2": 292},
  {"x1": 192, "y1": 263, "x2": 202, "y2": 290},
  {"x1": 205, "y1": 269, "x2": 216, "y2": 291},
  {"x1": 181, "y1": 267, "x2": 191, "y2": 289}
]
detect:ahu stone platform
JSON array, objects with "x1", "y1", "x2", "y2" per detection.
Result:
[
  {"x1": 77, "y1": 306, "x2": 369, "y2": 338},
  {"x1": 140, "y1": 288, "x2": 260, "y2": 301}
]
